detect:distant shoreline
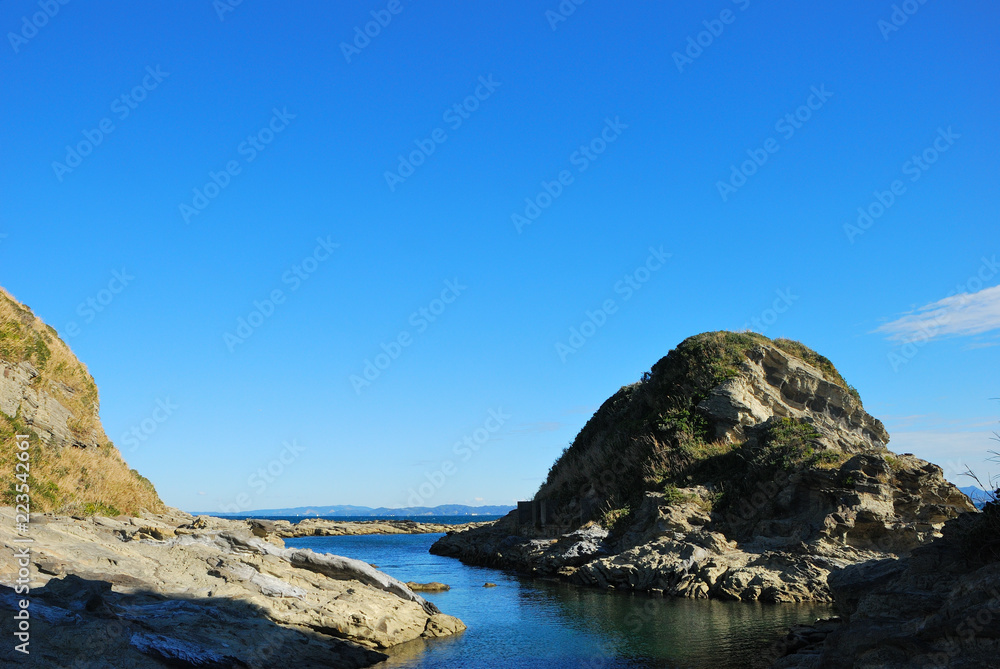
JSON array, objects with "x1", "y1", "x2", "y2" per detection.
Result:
[
  {"x1": 187, "y1": 505, "x2": 515, "y2": 518},
  {"x1": 198, "y1": 515, "x2": 501, "y2": 538}
]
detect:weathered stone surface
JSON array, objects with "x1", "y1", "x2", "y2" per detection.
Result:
[{"x1": 0, "y1": 507, "x2": 465, "y2": 667}]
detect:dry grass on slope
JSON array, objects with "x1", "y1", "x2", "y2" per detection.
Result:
[{"x1": 0, "y1": 287, "x2": 164, "y2": 516}]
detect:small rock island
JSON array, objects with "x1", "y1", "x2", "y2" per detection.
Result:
[{"x1": 432, "y1": 331, "x2": 999, "y2": 665}]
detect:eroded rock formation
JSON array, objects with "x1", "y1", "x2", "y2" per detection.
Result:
[{"x1": 432, "y1": 332, "x2": 975, "y2": 603}]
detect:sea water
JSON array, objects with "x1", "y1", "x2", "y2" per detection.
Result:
[{"x1": 286, "y1": 532, "x2": 831, "y2": 668}]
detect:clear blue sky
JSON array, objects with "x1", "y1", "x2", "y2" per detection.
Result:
[{"x1": 2, "y1": 1, "x2": 998, "y2": 512}]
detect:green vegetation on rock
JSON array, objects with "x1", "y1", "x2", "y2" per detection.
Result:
[
  {"x1": 535, "y1": 331, "x2": 867, "y2": 530},
  {"x1": 597, "y1": 505, "x2": 633, "y2": 536},
  {"x1": 0, "y1": 287, "x2": 164, "y2": 516}
]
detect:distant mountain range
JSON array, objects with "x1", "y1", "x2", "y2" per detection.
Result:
[
  {"x1": 959, "y1": 486, "x2": 994, "y2": 510},
  {"x1": 191, "y1": 504, "x2": 516, "y2": 518}
]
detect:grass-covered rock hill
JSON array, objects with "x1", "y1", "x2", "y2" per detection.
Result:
[
  {"x1": 0, "y1": 287, "x2": 163, "y2": 515},
  {"x1": 536, "y1": 331, "x2": 887, "y2": 532},
  {"x1": 432, "y1": 331, "x2": 974, "y2": 602}
]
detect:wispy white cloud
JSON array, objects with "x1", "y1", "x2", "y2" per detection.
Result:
[{"x1": 875, "y1": 284, "x2": 1000, "y2": 343}]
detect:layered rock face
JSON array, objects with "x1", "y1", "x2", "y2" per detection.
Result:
[
  {"x1": 432, "y1": 332, "x2": 975, "y2": 602},
  {"x1": 698, "y1": 343, "x2": 887, "y2": 452},
  {"x1": 0, "y1": 509, "x2": 465, "y2": 668}
]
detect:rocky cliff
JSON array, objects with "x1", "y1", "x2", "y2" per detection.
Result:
[
  {"x1": 432, "y1": 332, "x2": 975, "y2": 602},
  {"x1": 0, "y1": 287, "x2": 163, "y2": 515}
]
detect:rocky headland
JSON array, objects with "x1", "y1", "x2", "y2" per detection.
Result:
[
  {"x1": 0, "y1": 287, "x2": 466, "y2": 668},
  {"x1": 432, "y1": 332, "x2": 976, "y2": 604}
]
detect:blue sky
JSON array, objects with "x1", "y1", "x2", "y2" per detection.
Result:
[{"x1": 1, "y1": 1, "x2": 997, "y2": 512}]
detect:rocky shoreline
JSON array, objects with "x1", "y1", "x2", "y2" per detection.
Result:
[
  {"x1": 0, "y1": 507, "x2": 466, "y2": 668},
  {"x1": 241, "y1": 516, "x2": 492, "y2": 539},
  {"x1": 432, "y1": 449, "x2": 972, "y2": 603}
]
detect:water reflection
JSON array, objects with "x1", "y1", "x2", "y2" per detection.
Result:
[
  {"x1": 521, "y1": 581, "x2": 830, "y2": 668},
  {"x1": 286, "y1": 534, "x2": 831, "y2": 668}
]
